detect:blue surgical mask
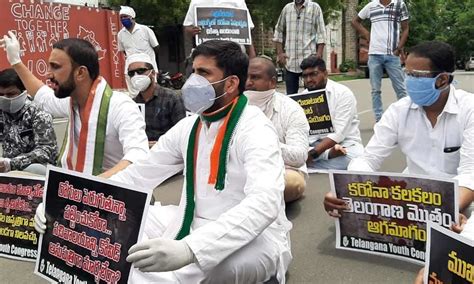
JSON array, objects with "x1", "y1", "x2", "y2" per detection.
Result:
[
  {"x1": 181, "y1": 74, "x2": 228, "y2": 114},
  {"x1": 405, "y1": 74, "x2": 449, "y2": 107},
  {"x1": 121, "y1": 18, "x2": 133, "y2": 29}
]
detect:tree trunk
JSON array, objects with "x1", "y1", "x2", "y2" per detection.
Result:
[{"x1": 342, "y1": 0, "x2": 358, "y2": 63}]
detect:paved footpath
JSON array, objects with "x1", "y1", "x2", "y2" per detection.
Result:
[{"x1": 1, "y1": 72, "x2": 473, "y2": 283}]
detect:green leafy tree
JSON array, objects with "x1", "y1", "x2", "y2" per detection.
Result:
[{"x1": 356, "y1": 0, "x2": 474, "y2": 60}]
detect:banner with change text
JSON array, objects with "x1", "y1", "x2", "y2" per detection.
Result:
[
  {"x1": 290, "y1": 90, "x2": 334, "y2": 136},
  {"x1": 330, "y1": 171, "x2": 458, "y2": 265},
  {"x1": 0, "y1": 174, "x2": 44, "y2": 261},
  {"x1": 34, "y1": 166, "x2": 151, "y2": 284},
  {"x1": 195, "y1": 7, "x2": 252, "y2": 45},
  {"x1": 424, "y1": 222, "x2": 474, "y2": 284}
]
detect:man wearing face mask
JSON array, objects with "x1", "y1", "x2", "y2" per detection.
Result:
[
  {"x1": 245, "y1": 56, "x2": 309, "y2": 203},
  {"x1": 273, "y1": 0, "x2": 327, "y2": 95},
  {"x1": 118, "y1": 6, "x2": 160, "y2": 96},
  {"x1": 38, "y1": 40, "x2": 290, "y2": 283},
  {"x1": 1, "y1": 32, "x2": 149, "y2": 178},
  {"x1": 301, "y1": 56, "x2": 363, "y2": 171},
  {"x1": 0, "y1": 68, "x2": 57, "y2": 175},
  {"x1": 323, "y1": 41, "x2": 474, "y2": 218},
  {"x1": 127, "y1": 53, "x2": 186, "y2": 148}
]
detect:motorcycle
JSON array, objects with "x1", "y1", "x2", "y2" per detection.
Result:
[{"x1": 157, "y1": 70, "x2": 185, "y2": 90}]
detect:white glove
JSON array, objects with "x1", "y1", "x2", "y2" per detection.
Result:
[
  {"x1": 1, "y1": 31, "x2": 22, "y2": 66},
  {"x1": 34, "y1": 202, "x2": 46, "y2": 234},
  {"x1": 126, "y1": 238, "x2": 194, "y2": 272}
]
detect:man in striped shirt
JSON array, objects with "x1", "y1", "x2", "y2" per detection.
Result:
[
  {"x1": 352, "y1": 0, "x2": 409, "y2": 122},
  {"x1": 273, "y1": 0, "x2": 327, "y2": 95}
]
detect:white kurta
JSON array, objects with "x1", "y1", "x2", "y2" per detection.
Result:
[
  {"x1": 111, "y1": 104, "x2": 292, "y2": 283},
  {"x1": 34, "y1": 85, "x2": 149, "y2": 172}
]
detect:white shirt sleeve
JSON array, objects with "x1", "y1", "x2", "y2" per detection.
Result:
[
  {"x1": 117, "y1": 30, "x2": 125, "y2": 52},
  {"x1": 454, "y1": 103, "x2": 474, "y2": 191},
  {"x1": 110, "y1": 117, "x2": 188, "y2": 191},
  {"x1": 183, "y1": 1, "x2": 196, "y2": 26},
  {"x1": 348, "y1": 104, "x2": 399, "y2": 171},
  {"x1": 327, "y1": 87, "x2": 358, "y2": 144},
  {"x1": 109, "y1": 93, "x2": 150, "y2": 164},
  {"x1": 34, "y1": 85, "x2": 70, "y2": 118},
  {"x1": 146, "y1": 26, "x2": 159, "y2": 48},
  {"x1": 184, "y1": 118, "x2": 285, "y2": 271},
  {"x1": 358, "y1": 3, "x2": 371, "y2": 19},
  {"x1": 273, "y1": 5, "x2": 287, "y2": 43},
  {"x1": 280, "y1": 103, "x2": 310, "y2": 168},
  {"x1": 460, "y1": 215, "x2": 474, "y2": 240}
]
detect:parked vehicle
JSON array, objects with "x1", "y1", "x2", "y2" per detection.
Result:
[{"x1": 157, "y1": 71, "x2": 185, "y2": 90}]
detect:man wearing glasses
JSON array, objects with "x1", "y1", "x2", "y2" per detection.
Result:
[
  {"x1": 127, "y1": 53, "x2": 186, "y2": 148},
  {"x1": 324, "y1": 41, "x2": 474, "y2": 218},
  {"x1": 301, "y1": 56, "x2": 363, "y2": 171}
]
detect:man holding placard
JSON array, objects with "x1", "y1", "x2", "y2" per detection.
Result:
[
  {"x1": 299, "y1": 56, "x2": 363, "y2": 171},
  {"x1": 245, "y1": 56, "x2": 309, "y2": 202},
  {"x1": 183, "y1": 0, "x2": 256, "y2": 58},
  {"x1": 324, "y1": 41, "x2": 474, "y2": 217}
]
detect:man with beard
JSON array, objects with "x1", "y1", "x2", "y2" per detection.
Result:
[
  {"x1": 1, "y1": 32, "x2": 149, "y2": 178},
  {"x1": 301, "y1": 56, "x2": 363, "y2": 171},
  {"x1": 273, "y1": 0, "x2": 327, "y2": 95},
  {"x1": 36, "y1": 40, "x2": 292, "y2": 283},
  {"x1": 245, "y1": 56, "x2": 309, "y2": 202},
  {"x1": 0, "y1": 68, "x2": 57, "y2": 175}
]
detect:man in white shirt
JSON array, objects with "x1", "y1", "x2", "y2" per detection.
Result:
[
  {"x1": 301, "y1": 56, "x2": 363, "y2": 171},
  {"x1": 352, "y1": 0, "x2": 409, "y2": 122},
  {"x1": 118, "y1": 6, "x2": 160, "y2": 96},
  {"x1": 63, "y1": 40, "x2": 290, "y2": 283},
  {"x1": 183, "y1": 0, "x2": 256, "y2": 58},
  {"x1": 1, "y1": 32, "x2": 149, "y2": 178},
  {"x1": 324, "y1": 41, "x2": 474, "y2": 217},
  {"x1": 245, "y1": 56, "x2": 309, "y2": 202}
]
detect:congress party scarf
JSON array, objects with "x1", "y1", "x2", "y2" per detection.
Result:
[
  {"x1": 175, "y1": 95, "x2": 247, "y2": 240},
  {"x1": 57, "y1": 77, "x2": 113, "y2": 176}
]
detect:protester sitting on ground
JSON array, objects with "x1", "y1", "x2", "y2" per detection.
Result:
[
  {"x1": 1, "y1": 32, "x2": 149, "y2": 178},
  {"x1": 0, "y1": 68, "x2": 57, "y2": 175},
  {"x1": 301, "y1": 56, "x2": 363, "y2": 171},
  {"x1": 245, "y1": 56, "x2": 309, "y2": 202},
  {"x1": 324, "y1": 41, "x2": 474, "y2": 218},
  {"x1": 36, "y1": 40, "x2": 292, "y2": 283},
  {"x1": 126, "y1": 53, "x2": 186, "y2": 148}
]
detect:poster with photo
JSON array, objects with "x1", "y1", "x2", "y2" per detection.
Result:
[
  {"x1": 330, "y1": 171, "x2": 458, "y2": 264},
  {"x1": 34, "y1": 167, "x2": 151, "y2": 283},
  {"x1": 0, "y1": 174, "x2": 44, "y2": 261}
]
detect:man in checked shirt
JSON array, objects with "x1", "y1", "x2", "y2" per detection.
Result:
[{"x1": 273, "y1": 0, "x2": 327, "y2": 95}]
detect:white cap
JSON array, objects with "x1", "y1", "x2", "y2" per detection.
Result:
[
  {"x1": 126, "y1": 53, "x2": 154, "y2": 70},
  {"x1": 119, "y1": 6, "x2": 136, "y2": 18}
]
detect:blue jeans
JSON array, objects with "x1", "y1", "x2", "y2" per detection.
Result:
[
  {"x1": 285, "y1": 69, "x2": 301, "y2": 95},
  {"x1": 368, "y1": 54, "x2": 407, "y2": 121}
]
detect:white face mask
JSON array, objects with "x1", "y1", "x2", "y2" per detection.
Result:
[
  {"x1": 181, "y1": 73, "x2": 228, "y2": 114},
  {"x1": 0, "y1": 91, "x2": 28, "y2": 113},
  {"x1": 244, "y1": 89, "x2": 275, "y2": 108},
  {"x1": 130, "y1": 74, "x2": 152, "y2": 92}
]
